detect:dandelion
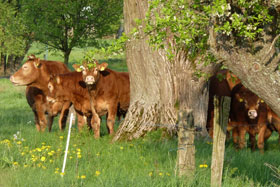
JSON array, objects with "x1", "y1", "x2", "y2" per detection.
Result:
[
  {"x1": 149, "y1": 172, "x2": 153, "y2": 177},
  {"x1": 55, "y1": 170, "x2": 59, "y2": 174},
  {"x1": 129, "y1": 144, "x2": 134, "y2": 147},
  {"x1": 24, "y1": 164, "x2": 28, "y2": 168},
  {"x1": 77, "y1": 176, "x2": 80, "y2": 179},
  {"x1": 56, "y1": 168, "x2": 59, "y2": 171},
  {"x1": 120, "y1": 146, "x2": 124, "y2": 150},
  {"x1": 59, "y1": 136, "x2": 63, "y2": 140},
  {"x1": 70, "y1": 156, "x2": 73, "y2": 159},
  {"x1": 81, "y1": 175, "x2": 86, "y2": 179},
  {"x1": 36, "y1": 148, "x2": 42, "y2": 152},
  {"x1": 21, "y1": 152, "x2": 25, "y2": 156},
  {"x1": 159, "y1": 172, "x2": 163, "y2": 176},
  {"x1": 48, "y1": 152, "x2": 53, "y2": 156},
  {"x1": 73, "y1": 144, "x2": 77, "y2": 147},
  {"x1": 13, "y1": 162, "x2": 19, "y2": 166},
  {"x1": 17, "y1": 141, "x2": 22, "y2": 145},
  {"x1": 199, "y1": 164, "x2": 208, "y2": 168},
  {"x1": 41, "y1": 142, "x2": 46, "y2": 145},
  {"x1": 95, "y1": 170, "x2": 101, "y2": 176},
  {"x1": 77, "y1": 154, "x2": 82, "y2": 159},
  {"x1": 96, "y1": 153, "x2": 100, "y2": 156},
  {"x1": 49, "y1": 160, "x2": 53, "y2": 163},
  {"x1": 42, "y1": 166, "x2": 47, "y2": 169},
  {"x1": 76, "y1": 148, "x2": 81, "y2": 152},
  {"x1": 166, "y1": 172, "x2": 171, "y2": 176},
  {"x1": 41, "y1": 156, "x2": 46, "y2": 162},
  {"x1": 60, "y1": 172, "x2": 65, "y2": 176}
]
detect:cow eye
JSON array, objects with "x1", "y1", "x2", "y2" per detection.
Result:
[{"x1": 23, "y1": 65, "x2": 28, "y2": 69}]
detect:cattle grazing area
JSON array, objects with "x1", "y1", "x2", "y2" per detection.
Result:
[{"x1": 0, "y1": 75, "x2": 280, "y2": 186}]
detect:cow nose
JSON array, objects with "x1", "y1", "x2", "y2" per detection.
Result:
[
  {"x1": 248, "y1": 110, "x2": 257, "y2": 119},
  {"x1": 85, "y1": 76, "x2": 95, "y2": 83},
  {"x1": 10, "y1": 75, "x2": 14, "y2": 82}
]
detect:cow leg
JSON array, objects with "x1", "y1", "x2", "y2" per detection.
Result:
[
  {"x1": 91, "y1": 113, "x2": 101, "y2": 139},
  {"x1": 47, "y1": 114, "x2": 54, "y2": 132},
  {"x1": 238, "y1": 127, "x2": 247, "y2": 149},
  {"x1": 59, "y1": 102, "x2": 71, "y2": 130},
  {"x1": 232, "y1": 128, "x2": 239, "y2": 147},
  {"x1": 32, "y1": 109, "x2": 41, "y2": 131},
  {"x1": 35, "y1": 102, "x2": 47, "y2": 132},
  {"x1": 257, "y1": 125, "x2": 267, "y2": 153},
  {"x1": 106, "y1": 105, "x2": 117, "y2": 135},
  {"x1": 249, "y1": 133, "x2": 256, "y2": 151}
]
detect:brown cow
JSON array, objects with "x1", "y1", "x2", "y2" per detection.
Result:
[
  {"x1": 10, "y1": 55, "x2": 71, "y2": 131},
  {"x1": 47, "y1": 72, "x2": 93, "y2": 131},
  {"x1": 230, "y1": 83, "x2": 269, "y2": 152},
  {"x1": 207, "y1": 70, "x2": 240, "y2": 138},
  {"x1": 267, "y1": 107, "x2": 280, "y2": 144},
  {"x1": 73, "y1": 61, "x2": 130, "y2": 138}
]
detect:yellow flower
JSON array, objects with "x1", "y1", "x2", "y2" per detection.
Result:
[
  {"x1": 55, "y1": 168, "x2": 59, "y2": 171},
  {"x1": 96, "y1": 153, "x2": 100, "y2": 156},
  {"x1": 55, "y1": 171, "x2": 59, "y2": 174},
  {"x1": 13, "y1": 162, "x2": 18, "y2": 166},
  {"x1": 41, "y1": 156, "x2": 46, "y2": 162},
  {"x1": 36, "y1": 148, "x2": 42, "y2": 152},
  {"x1": 24, "y1": 164, "x2": 28, "y2": 168},
  {"x1": 149, "y1": 172, "x2": 153, "y2": 177},
  {"x1": 42, "y1": 166, "x2": 47, "y2": 169},
  {"x1": 120, "y1": 146, "x2": 124, "y2": 150},
  {"x1": 59, "y1": 136, "x2": 63, "y2": 140},
  {"x1": 60, "y1": 172, "x2": 65, "y2": 176},
  {"x1": 73, "y1": 144, "x2": 77, "y2": 147},
  {"x1": 69, "y1": 156, "x2": 73, "y2": 159},
  {"x1": 81, "y1": 175, "x2": 86, "y2": 179},
  {"x1": 17, "y1": 141, "x2": 22, "y2": 145},
  {"x1": 159, "y1": 172, "x2": 163, "y2": 176},
  {"x1": 76, "y1": 148, "x2": 81, "y2": 152},
  {"x1": 41, "y1": 142, "x2": 46, "y2": 145},
  {"x1": 77, "y1": 176, "x2": 80, "y2": 179},
  {"x1": 77, "y1": 154, "x2": 82, "y2": 159},
  {"x1": 48, "y1": 152, "x2": 53, "y2": 156},
  {"x1": 95, "y1": 170, "x2": 101, "y2": 176},
  {"x1": 21, "y1": 152, "x2": 25, "y2": 156},
  {"x1": 166, "y1": 172, "x2": 171, "y2": 176},
  {"x1": 199, "y1": 164, "x2": 208, "y2": 168},
  {"x1": 49, "y1": 160, "x2": 53, "y2": 163}
]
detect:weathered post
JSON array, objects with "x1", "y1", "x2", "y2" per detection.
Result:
[
  {"x1": 177, "y1": 110, "x2": 195, "y2": 178},
  {"x1": 211, "y1": 96, "x2": 231, "y2": 187}
]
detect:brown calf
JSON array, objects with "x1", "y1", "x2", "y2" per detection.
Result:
[
  {"x1": 230, "y1": 83, "x2": 269, "y2": 152},
  {"x1": 267, "y1": 107, "x2": 280, "y2": 144},
  {"x1": 10, "y1": 55, "x2": 71, "y2": 131},
  {"x1": 73, "y1": 61, "x2": 130, "y2": 138}
]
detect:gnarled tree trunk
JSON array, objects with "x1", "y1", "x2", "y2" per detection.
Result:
[{"x1": 113, "y1": 0, "x2": 219, "y2": 141}]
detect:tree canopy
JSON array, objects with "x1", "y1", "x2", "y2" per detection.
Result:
[{"x1": 21, "y1": 0, "x2": 123, "y2": 64}]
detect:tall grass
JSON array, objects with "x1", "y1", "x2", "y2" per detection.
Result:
[{"x1": 1, "y1": 78, "x2": 280, "y2": 187}]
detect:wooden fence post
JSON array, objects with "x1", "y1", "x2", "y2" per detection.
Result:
[
  {"x1": 177, "y1": 110, "x2": 195, "y2": 178},
  {"x1": 211, "y1": 96, "x2": 231, "y2": 187}
]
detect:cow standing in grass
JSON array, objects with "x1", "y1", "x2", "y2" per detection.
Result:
[
  {"x1": 230, "y1": 83, "x2": 270, "y2": 152},
  {"x1": 73, "y1": 61, "x2": 130, "y2": 138},
  {"x1": 10, "y1": 55, "x2": 71, "y2": 132}
]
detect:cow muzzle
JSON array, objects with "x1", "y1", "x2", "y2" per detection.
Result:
[
  {"x1": 248, "y1": 110, "x2": 258, "y2": 119},
  {"x1": 85, "y1": 76, "x2": 95, "y2": 85}
]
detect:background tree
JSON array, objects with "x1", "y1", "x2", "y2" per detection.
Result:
[
  {"x1": 21, "y1": 0, "x2": 123, "y2": 64},
  {"x1": 0, "y1": 1, "x2": 31, "y2": 75}
]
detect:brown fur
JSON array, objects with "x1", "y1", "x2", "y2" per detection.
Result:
[{"x1": 10, "y1": 55, "x2": 71, "y2": 131}]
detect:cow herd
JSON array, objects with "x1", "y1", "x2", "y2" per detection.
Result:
[
  {"x1": 9, "y1": 55, "x2": 280, "y2": 152},
  {"x1": 207, "y1": 70, "x2": 280, "y2": 152},
  {"x1": 10, "y1": 55, "x2": 130, "y2": 138}
]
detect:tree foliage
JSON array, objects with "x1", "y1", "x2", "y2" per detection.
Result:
[
  {"x1": 21, "y1": 0, "x2": 123, "y2": 64},
  {"x1": 0, "y1": 1, "x2": 28, "y2": 57}
]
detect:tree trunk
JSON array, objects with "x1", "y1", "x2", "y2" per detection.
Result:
[
  {"x1": 113, "y1": 0, "x2": 219, "y2": 141},
  {"x1": 63, "y1": 49, "x2": 71, "y2": 65}
]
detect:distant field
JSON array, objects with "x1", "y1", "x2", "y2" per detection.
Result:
[
  {"x1": 23, "y1": 42, "x2": 128, "y2": 72},
  {"x1": 0, "y1": 77, "x2": 280, "y2": 186}
]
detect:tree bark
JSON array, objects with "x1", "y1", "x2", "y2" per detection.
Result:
[
  {"x1": 63, "y1": 49, "x2": 71, "y2": 65},
  {"x1": 113, "y1": 0, "x2": 220, "y2": 141}
]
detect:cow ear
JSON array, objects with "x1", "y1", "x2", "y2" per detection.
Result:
[
  {"x1": 28, "y1": 54, "x2": 36, "y2": 60},
  {"x1": 34, "y1": 59, "x2": 41, "y2": 68},
  {"x1": 98, "y1": 63, "x2": 108, "y2": 71},
  {"x1": 56, "y1": 76, "x2": 61, "y2": 84},
  {"x1": 235, "y1": 93, "x2": 243, "y2": 102}
]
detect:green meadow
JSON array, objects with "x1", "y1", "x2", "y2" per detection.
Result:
[{"x1": 0, "y1": 44, "x2": 280, "y2": 186}]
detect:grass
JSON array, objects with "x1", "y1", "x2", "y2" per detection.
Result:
[
  {"x1": 1, "y1": 79, "x2": 280, "y2": 187},
  {"x1": 1, "y1": 44, "x2": 280, "y2": 186}
]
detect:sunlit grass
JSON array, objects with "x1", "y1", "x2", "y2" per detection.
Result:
[{"x1": 1, "y1": 67, "x2": 280, "y2": 186}]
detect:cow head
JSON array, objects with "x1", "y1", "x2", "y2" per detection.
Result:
[
  {"x1": 73, "y1": 60, "x2": 108, "y2": 86},
  {"x1": 10, "y1": 54, "x2": 42, "y2": 86},
  {"x1": 234, "y1": 86, "x2": 265, "y2": 120},
  {"x1": 47, "y1": 75, "x2": 64, "y2": 101}
]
